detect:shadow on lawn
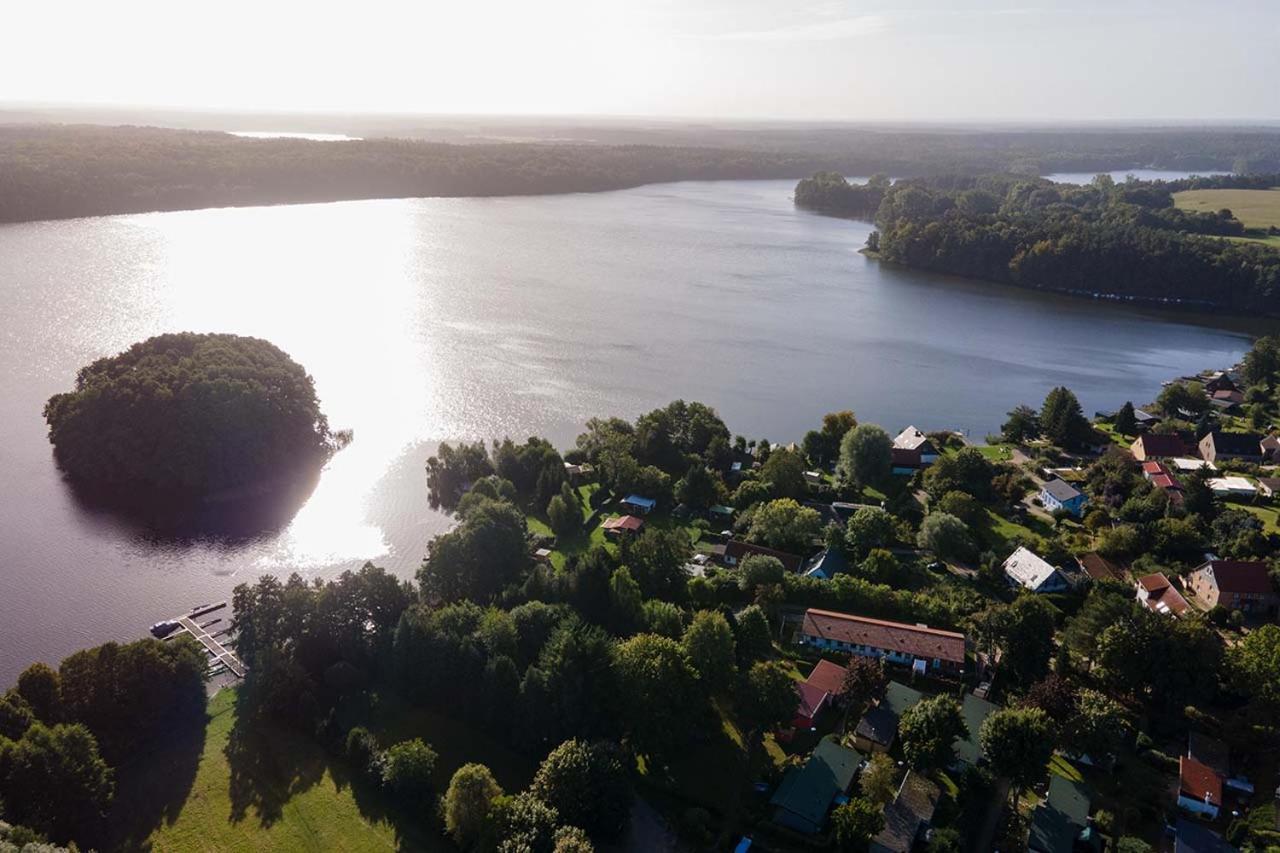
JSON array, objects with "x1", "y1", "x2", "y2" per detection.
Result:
[{"x1": 96, "y1": 702, "x2": 209, "y2": 852}]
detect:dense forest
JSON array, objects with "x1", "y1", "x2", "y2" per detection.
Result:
[
  {"x1": 810, "y1": 172, "x2": 1280, "y2": 315},
  {"x1": 5, "y1": 122, "x2": 1280, "y2": 223},
  {"x1": 44, "y1": 333, "x2": 333, "y2": 499}
]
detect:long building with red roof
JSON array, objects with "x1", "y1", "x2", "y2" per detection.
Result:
[{"x1": 797, "y1": 608, "x2": 966, "y2": 675}]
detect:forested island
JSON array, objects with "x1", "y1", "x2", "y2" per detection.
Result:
[
  {"x1": 10, "y1": 338, "x2": 1280, "y2": 851},
  {"x1": 6, "y1": 122, "x2": 1280, "y2": 223},
  {"x1": 796, "y1": 171, "x2": 1280, "y2": 315},
  {"x1": 44, "y1": 333, "x2": 334, "y2": 502}
]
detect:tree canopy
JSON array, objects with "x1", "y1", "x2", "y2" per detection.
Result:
[{"x1": 43, "y1": 333, "x2": 332, "y2": 498}]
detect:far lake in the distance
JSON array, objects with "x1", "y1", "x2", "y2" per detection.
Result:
[{"x1": 0, "y1": 177, "x2": 1257, "y2": 684}]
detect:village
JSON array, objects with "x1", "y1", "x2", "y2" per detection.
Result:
[{"x1": 514, "y1": 345, "x2": 1280, "y2": 853}]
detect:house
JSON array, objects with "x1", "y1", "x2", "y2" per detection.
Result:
[
  {"x1": 892, "y1": 426, "x2": 939, "y2": 465},
  {"x1": 1187, "y1": 560, "x2": 1278, "y2": 615},
  {"x1": 891, "y1": 447, "x2": 922, "y2": 475},
  {"x1": 1208, "y1": 475, "x2": 1256, "y2": 498},
  {"x1": 1199, "y1": 431, "x2": 1265, "y2": 464},
  {"x1": 1131, "y1": 433, "x2": 1187, "y2": 461},
  {"x1": 1028, "y1": 775, "x2": 1093, "y2": 853},
  {"x1": 791, "y1": 681, "x2": 830, "y2": 730},
  {"x1": 952, "y1": 693, "x2": 999, "y2": 767},
  {"x1": 1205, "y1": 372, "x2": 1239, "y2": 395},
  {"x1": 1171, "y1": 457, "x2": 1217, "y2": 473},
  {"x1": 1174, "y1": 819, "x2": 1238, "y2": 853},
  {"x1": 803, "y1": 470, "x2": 824, "y2": 487},
  {"x1": 1257, "y1": 477, "x2": 1280, "y2": 499},
  {"x1": 1039, "y1": 478, "x2": 1087, "y2": 517},
  {"x1": 796, "y1": 609, "x2": 967, "y2": 675},
  {"x1": 1077, "y1": 552, "x2": 1124, "y2": 583},
  {"x1": 770, "y1": 737, "x2": 862, "y2": 834},
  {"x1": 723, "y1": 540, "x2": 803, "y2": 573},
  {"x1": 1178, "y1": 755, "x2": 1223, "y2": 819},
  {"x1": 563, "y1": 462, "x2": 594, "y2": 483},
  {"x1": 1133, "y1": 408, "x2": 1161, "y2": 429},
  {"x1": 1261, "y1": 434, "x2": 1280, "y2": 462},
  {"x1": 831, "y1": 501, "x2": 881, "y2": 522},
  {"x1": 803, "y1": 547, "x2": 851, "y2": 580},
  {"x1": 1135, "y1": 573, "x2": 1190, "y2": 617},
  {"x1": 601, "y1": 515, "x2": 644, "y2": 537},
  {"x1": 853, "y1": 681, "x2": 923, "y2": 753},
  {"x1": 708, "y1": 504, "x2": 734, "y2": 524},
  {"x1": 1188, "y1": 732, "x2": 1230, "y2": 779},
  {"x1": 869, "y1": 772, "x2": 941, "y2": 853},
  {"x1": 805, "y1": 658, "x2": 849, "y2": 701},
  {"x1": 1002, "y1": 546, "x2": 1069, "y2": 594},
  {"x1": 620, "y1": 494, "x2": 656, "y2": 515},
  {"x1": 1141, "y1": 459, "x2": 1169, "y2": 479}
]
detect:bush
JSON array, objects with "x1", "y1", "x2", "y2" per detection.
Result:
[
  {"x1": 346, "y1": 726, "x2": 380, "y2": 777},
  {"x1": 379, "y1": 738, "x2": 438, "y2": 805}
]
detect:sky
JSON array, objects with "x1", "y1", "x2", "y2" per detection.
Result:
[{"x1": 4, "y1": 0, "x2": 1278, "y2": 122}]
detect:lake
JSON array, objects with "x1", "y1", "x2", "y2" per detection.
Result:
[{"x1": 0, "y1": 178, "x2": 1255, "y2": 685}]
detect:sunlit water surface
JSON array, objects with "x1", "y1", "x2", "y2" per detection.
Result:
[{"x1": 0, "y1": 179, "x2": 1255, "y2": 684}]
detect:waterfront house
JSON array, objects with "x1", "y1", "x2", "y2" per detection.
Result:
[
  {"x1": 1131, "y1": 433, "x2": 1187, "y2": 461},
  {"x1": 1178, "y1": 755, "x2": 1222, "y2": 819},
  {"x1": 892, "y1": 427, "x2": 939, "y2": 465},
  {"x1": 1028, "y1": 775, "x2": 1093, "y2": 853},
  {"x1": 1205, "y1": 372, "x2": 1239, "y2": 395},
  {"x1": 1199, "y1": 431, "x2": 1265, "y2": 464},
  {"x1": 1135, "y1": 573, "x2": 1190, "y2": 617},
  {"x1": 1039, "y1": 478, "x2": 1087, "y2": 517},
  {"x1": 770, "y1": 737, "x2": 862, "y2": 834},
  {"x1": 869, "y1": 772, "x2": 941, "y2": 853},
  {"x1": 796, "y1": 609, "x2": 967, "y2": 675},
  {"x1": 621, "y1": 494, "x2": 656, "y2": 515},
  {"x1": 1187, "y1": 560, "x2": 1278, "y2": 615},
  {"x1": 724, "y1": 540, "x2": 804, "y2": 573},
  {"x1": 852, "y1": 681, "x2": 923, "y2": 753},
  {"x1": 890, "y1": 447, "x2": 922, "y2": 475},
  {"x1": 1003, "y1": 546, "x2": 1069, "y2": 594}
]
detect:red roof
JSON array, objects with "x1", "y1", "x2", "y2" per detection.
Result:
[
  {"x1": 1180, "y1": 755, "x2": 1222, "y2": 806},
  {"x1": 602, "y1": 515, "x2": 644, "y2": 532},
  {"x1": 1078, "y1": 553, "x2": 1123, "y2": 582},
  {"x1": 794, "y1": 681, "x2": 829, "y2": 724},
  {"x1": 1142, "y1": 460, "x2": 1167, "y2": 475},
  {"x1": 1133, "y1": 434, "x2": 1187, "y2": 458},
  {"x1": 1198, "y1": 560, "x2": 1274, "y2": 595},
  {"x1": 805, "y1": 659, "x2": 848, "y2": 696},
  {"x1": 1137, "y1": 573, "x2": 1190, "y2": 616},
  {"x1": 800, "y1": 609, "x2": 966, "y2": 665},
  {"x1": 725, "y1": 540, "x2": 803, "y2": 573},
  {"x1": 1151, "y1": 473, "x2": 1182, "y2": 491}
]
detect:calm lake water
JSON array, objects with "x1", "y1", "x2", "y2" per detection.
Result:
[{"x1": 0, "y1": 179, "x2": 1255, "y2": 685}]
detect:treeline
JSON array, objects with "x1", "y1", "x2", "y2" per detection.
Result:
[
  {"x1": 0, "y1": 125, "x2": 818, "y2": 223},
  {"x1": 794, "y1": 172, "x2": 889, "y2": 219},
  {"x1": 7, "y1": 123, "x2": 1280, "y2": 223},
  {"x1": 857, "y1": 172, "x2": 1280, "y2": 314}
]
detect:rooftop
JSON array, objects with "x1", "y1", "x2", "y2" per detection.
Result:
[
  {"x1": 1204, "y1": 431, "x2": 1264, "y2": 456},
  {"x1": 1180, "y1": 755, "x2": 1223, "y2": 806},
  {"x1": 869, "y1": 772, "x2": 941, "y2": 853},
  {"x1": 1003, "y1": 546, "x2": 1061, "y2": 591},
  {"x1": 953, "y1": 692, "x2": 1000, "y2": 766},
  {"x1": 1028, "y1": 775, "x2": 1091, "y2": 853},
  {"x1": 1137, "y1": 573, "x2": 1190, "y2": 617},
  {"x1": 622, "y1": 494, "x2": 656, "y2": 509},
  {"x1": 800, "y1": 609, "x2": 966, "y2": 664},
  {"x1": 805, "y1": 659, "x2": 848, "y2": 697},
  {"x1": 725, "y1": 540, "x2": 803, "y2": 573},
  {"x1": 1078, "y1": 553, "x2": 1123, "y2": 582},
  {"x1": 1132, "y1": 433, "x2": 1187, "y2": 457},
  {"x1": 1041, "y1": 478, "x2": 1084, "y2": 502},
  {"x1": 602, "y1": 514, "x2": 644, "y2": 532},
  {"x1": 770, "y1": 737, "x2": 862, "y2": 829},
  {"x1": 892, "y1": 426, "x2": 936, "y2": 453},
  {"x1": 1195, "y1": 560, "x2": 1273, "y2": 595},
  {"x1": 1188, "y1": 732, "x2": 1230, "y2": 778}
]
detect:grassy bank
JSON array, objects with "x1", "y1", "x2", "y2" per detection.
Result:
[{"x1": 1174, "y1": 187, "x2": 1280, "y2": 248}]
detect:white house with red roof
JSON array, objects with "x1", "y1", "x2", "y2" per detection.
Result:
[{"x1": 796, "y1": 609, "x2": 966, "y2": 675}]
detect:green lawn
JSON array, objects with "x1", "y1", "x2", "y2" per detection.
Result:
[
  {"x1": 1174, "y1": 188, "x2": 1280, "y2": 251},
  {"x1": 974, "y1": 444, "x2": 1015, "y2": 462},
  {"x1": 1238, "y1": 501, "x2": 1280, "y2": 534},
  {"x1": 981, "y1": 508, "x2": 1055, "y2": 550},
  {"x1": 110, "y1": 690, "x2": 415, "y2": 853},
  {"x1": 109, "y1": 688, "x2": 536, "y2": 852}
]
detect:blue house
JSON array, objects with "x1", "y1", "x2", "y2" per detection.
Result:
[
  {"x1": 1039, "y1": 478, "x2": 1087, "y2": 517},
  {"x1": 621, "y1": 494, "x2": 656, "y2": 515}
]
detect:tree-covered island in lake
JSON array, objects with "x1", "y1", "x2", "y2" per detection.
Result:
[{"x1": 43, "y1": 333, "x2": 336, "y2": 504}]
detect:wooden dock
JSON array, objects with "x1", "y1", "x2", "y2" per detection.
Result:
[{"x1": 159, "y1": 602, "x2": 246, "y2": 680}]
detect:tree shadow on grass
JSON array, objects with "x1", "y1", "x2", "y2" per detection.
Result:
[
  {"x1": 96, "y1": 701, "x2": 209, "y2": 852},
  {"x1": 224, "y1": 691, "x2": 331, "y2": 828}
]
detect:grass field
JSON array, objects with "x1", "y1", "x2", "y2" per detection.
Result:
[
  {"x1": 1173, "y1": 187, "x2": 1280, "y2": 249},
  {"x1": 108, "y1": 688, "x2": 536, "y2": 852}
]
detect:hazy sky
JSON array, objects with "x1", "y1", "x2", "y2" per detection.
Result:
[{"x1": 5, "y1": 0, "x2": 1277, "y2": 121}]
